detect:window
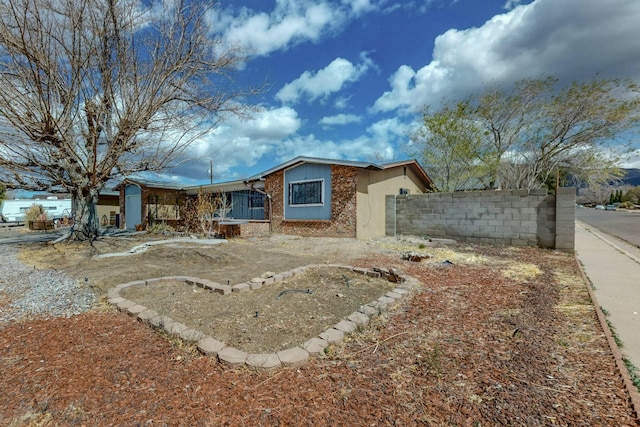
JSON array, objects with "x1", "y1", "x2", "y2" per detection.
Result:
[
  {"x1": 289, "y1": 179, "x2": 323, "y2": 206},
  {"x1": 249, "y1": 192, "x2": 265, "y2": 209}
]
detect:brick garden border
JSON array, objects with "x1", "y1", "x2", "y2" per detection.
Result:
[{"x1": 108, "y1": 265, "x2": 421, "y2": 370}]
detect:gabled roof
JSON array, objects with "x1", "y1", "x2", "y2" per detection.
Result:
[
  {"x1": 249, "y1": 156, "x2": 435, "y2": 190},
  {"x1": 379, "y1": 159, "x2": 435, "y2": 190},
  {"x1": 248, "y1": 156, "x2": 383, "y2": 180}
]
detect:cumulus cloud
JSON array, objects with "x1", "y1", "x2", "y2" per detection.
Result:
[
  {"x1": 319, "y1": 113, "x2": 362, "y2": 126},
  {"x1": 274, "y1": 117, "x2": 404, "y2": 162},
  {"x1": 372, "y1": 0, "x2": 640, "y2": 113},
  {"x1": 277, "y1": 55, "x2": 373, "y2": 104},
  {"x1": 621, "y1": 149, "x2": 640, "y2": 169},
  {"x1": 174, "y1": 106, "x2": 301, "y2": 181},
  {"x1": 503, "y1": 0, "x2": 524, "y2": 10},
  {"x1": 212, "y1": 0, "x2": 386, "y2": 57}
]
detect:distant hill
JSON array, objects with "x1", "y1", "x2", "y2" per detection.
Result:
[{"x1": 620, "y1": 168, "x2": 640, "y2": 186}]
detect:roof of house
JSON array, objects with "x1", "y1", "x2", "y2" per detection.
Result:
[
  {"x1": 113, "y1": 156, "x2": 435, "y2": 193},
  {"x1": 113, "y1": 178, "x2": 186, "y2": 191},
  {"x1": 249, "y1": 156, "x2": 435, "y2": 190},
  {"x1": 248, "y1": 156, "x2": 381, "y2": 180},
  {"x1": 185, "y1": 179, "x2": 265, "y2": 195}
]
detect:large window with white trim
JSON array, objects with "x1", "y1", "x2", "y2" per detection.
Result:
[{"x1": 289, "y1": 179, "x2": 324, "y2": 206}]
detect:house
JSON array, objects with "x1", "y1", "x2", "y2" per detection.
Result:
[
  {"x1": 114, "y1": 156, "x2": 435, "y2": 238},
  {"x1": 249, "y1": 157, "x2": 434, "y2": 239},
  {"x1": 113, "y1": 178, "x2": 186, "y2": 230}
]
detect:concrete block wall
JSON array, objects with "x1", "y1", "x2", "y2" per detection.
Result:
[
  {"x1": 386, "y1": 188, "x2": 575, "y2": 251},
  {"x1": 555, "y1": 187, "x2": 576, "y2": 251}
]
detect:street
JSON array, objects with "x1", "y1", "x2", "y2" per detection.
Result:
[
  {"x1": 576, "y1": 208, "x2": 640, "y2": 248},
  {"x1": 0, "y1": 225, "x2": 66, "y2": 245}
]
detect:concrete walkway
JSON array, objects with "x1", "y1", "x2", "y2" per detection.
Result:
[{"x1": 575, "y1": 220, "x2": 640, "y2": 370}]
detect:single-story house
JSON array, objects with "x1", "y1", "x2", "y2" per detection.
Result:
[
  {"x1": 114, "y1": 156, "x2": 435, "y2": 238},
  {"x1": 113, "y1": 178, "x2": 186, "y2": 230}
]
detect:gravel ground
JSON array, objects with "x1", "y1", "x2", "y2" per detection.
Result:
[{"x1": 0, "y1": 244, "x2": 96, "y2": 322}]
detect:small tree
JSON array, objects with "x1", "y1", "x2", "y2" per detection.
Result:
[
  {"x1": 0, "y1": 183, "x2": 5, "y2": 201},
  {"x1": 410, "y1": 100, "x2": 491, "y2": 192},
  {"x1": 180, "y1": 189, "x2": 217, "y2": 235},
  {"x1": 623, "y1": 186, "x2": 640, "y2": 204},
  {"x1": 213, "y1": 192, "x2": 233, "y2": 219}
]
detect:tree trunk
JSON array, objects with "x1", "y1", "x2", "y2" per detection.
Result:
[{"x1": 70, "y1": 188, "x2": 100, "y2": 241}]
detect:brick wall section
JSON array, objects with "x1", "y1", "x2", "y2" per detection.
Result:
[
  {"x1": 264, "y1": 170, "x2": 283, "y2": 226},
  {"x1": 118, "y1": 192, "x2": 126, "y2": 228},
  {"x1": 386, "y1": 188, "x2": 575, "y2": 251},
  {"x1": 265, "y1": 165, "x2": 358, "y2": 238},
  {"x1": 239, "y1": 221, "x2": 270, "y2": 237}
]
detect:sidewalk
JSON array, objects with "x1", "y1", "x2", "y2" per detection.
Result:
[{"x1": 575, "y1": 221, "x2": 640, "y2": 370}]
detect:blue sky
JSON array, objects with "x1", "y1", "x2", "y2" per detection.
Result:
[{"x1": 161, "y1": 0, "x2": 640, "y2": 185}]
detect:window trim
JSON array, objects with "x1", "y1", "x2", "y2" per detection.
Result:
[{"x1": 288, "y1": 178, "x2": 324, "y2": 207}]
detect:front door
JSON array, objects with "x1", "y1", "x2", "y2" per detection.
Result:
[{"x1": 124, "y1": 185, "x2": 142, "y2": 230}]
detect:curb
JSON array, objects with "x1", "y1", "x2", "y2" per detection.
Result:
[{"x1": 575, "y1": 254, "x2": 640, "y2": 422}]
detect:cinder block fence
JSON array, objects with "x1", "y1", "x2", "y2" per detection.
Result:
[{"x1": 386, "y1": 187, "x2": 575, "y2": 251}]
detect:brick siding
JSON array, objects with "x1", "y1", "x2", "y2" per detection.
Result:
[{"x1": 265, "y1": 165, "x2": 358, "y2": 238}]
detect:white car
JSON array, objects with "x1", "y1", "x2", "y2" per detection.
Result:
[{"x1": 595, "y1": 205, "x2": 605, "y2": 210}]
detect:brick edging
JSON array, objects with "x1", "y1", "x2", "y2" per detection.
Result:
[
  {"x1": 108, "y1": 265, "x2": 421, "y2": 370},
  {"x1": 575, "y1": 255, "x2": 640, "y2": 422}
]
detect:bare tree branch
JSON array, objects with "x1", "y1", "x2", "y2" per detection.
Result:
[{"x1": 0, "y1": 0, "x2": 263, "y2": 240}]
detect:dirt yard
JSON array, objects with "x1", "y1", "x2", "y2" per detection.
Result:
[
  {"x1": 1, "y1": 233, "x2": 639, "y2": 426},
  {"x1": 121, "y1": 267, "x2": 397, "y2": 353}
]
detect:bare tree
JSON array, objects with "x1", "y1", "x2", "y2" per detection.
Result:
[
  {"x1": 476, "y1": 77, "x2": 639, "y2": 190},
  {"x1": 415, "y1": 76, "x2": 640, "y2": 192},
  {"x1": 0, "y1": 0, "x2": 260, "y2": 240}
]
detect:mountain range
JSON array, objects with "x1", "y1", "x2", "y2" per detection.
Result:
[{"x1": 620, "y1": 168, "x2": 640, "y2": 187}]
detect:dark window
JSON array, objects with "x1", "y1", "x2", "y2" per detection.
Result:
[
  {"x1": 289, "y1": 179, "x2": 323, "y2": 206},
  {"x1": 249, "y1": 192, "x2": 265, "y2": 208}
]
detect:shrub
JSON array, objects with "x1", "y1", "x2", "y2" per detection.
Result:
[
  {"x1": 25, "y1": 204, "x2": 47, "y2": 222},
  {"x1": 619, "y1": 201, "x2": 635, "y2": 209},
  {"x1": 148, "y1": 222, "x2": 175, "y2": 234}
]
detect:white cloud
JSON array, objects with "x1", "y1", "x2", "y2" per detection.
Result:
[
  {"x1": 274, "y1": 117, "x2": 404, "y2": 162},
  {"x1": 334, "y1": 96, "x2": 352, "y2": 109},
  {"x1": 212, "y1": 1, "x2": 386, "y2": 57},
  {"x1": 319, "y1": 113, "x2": 362, "y2": 126},
  {"x1": 621, "y1": 149, "x2": 640, "y2": 169},
  {"x1": 277, "y1": 55, "x2": 373, "y2": 104},
  {"x1": 220, "y1": 4, "x2": 339, "y2": 56},
  {"x1": 176, "y1": 106, "x2": 301, "y2": 180},
  {"x1": 372, "y1": 0, "x2": 640, "y2": 114},
  {"x1": 342, "y1": 0, "x2": 376, "y2": 16},
  {"x1": 503, "y1": 0, "x2": 524, "y2": 10}
]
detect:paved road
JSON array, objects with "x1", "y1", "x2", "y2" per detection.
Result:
[
  {"x1": 0, "y1": 225, "x2": 67, "y2": 245},
  {"x1": 576, "y1": 208, "x2": 640, "y2": 248}
]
